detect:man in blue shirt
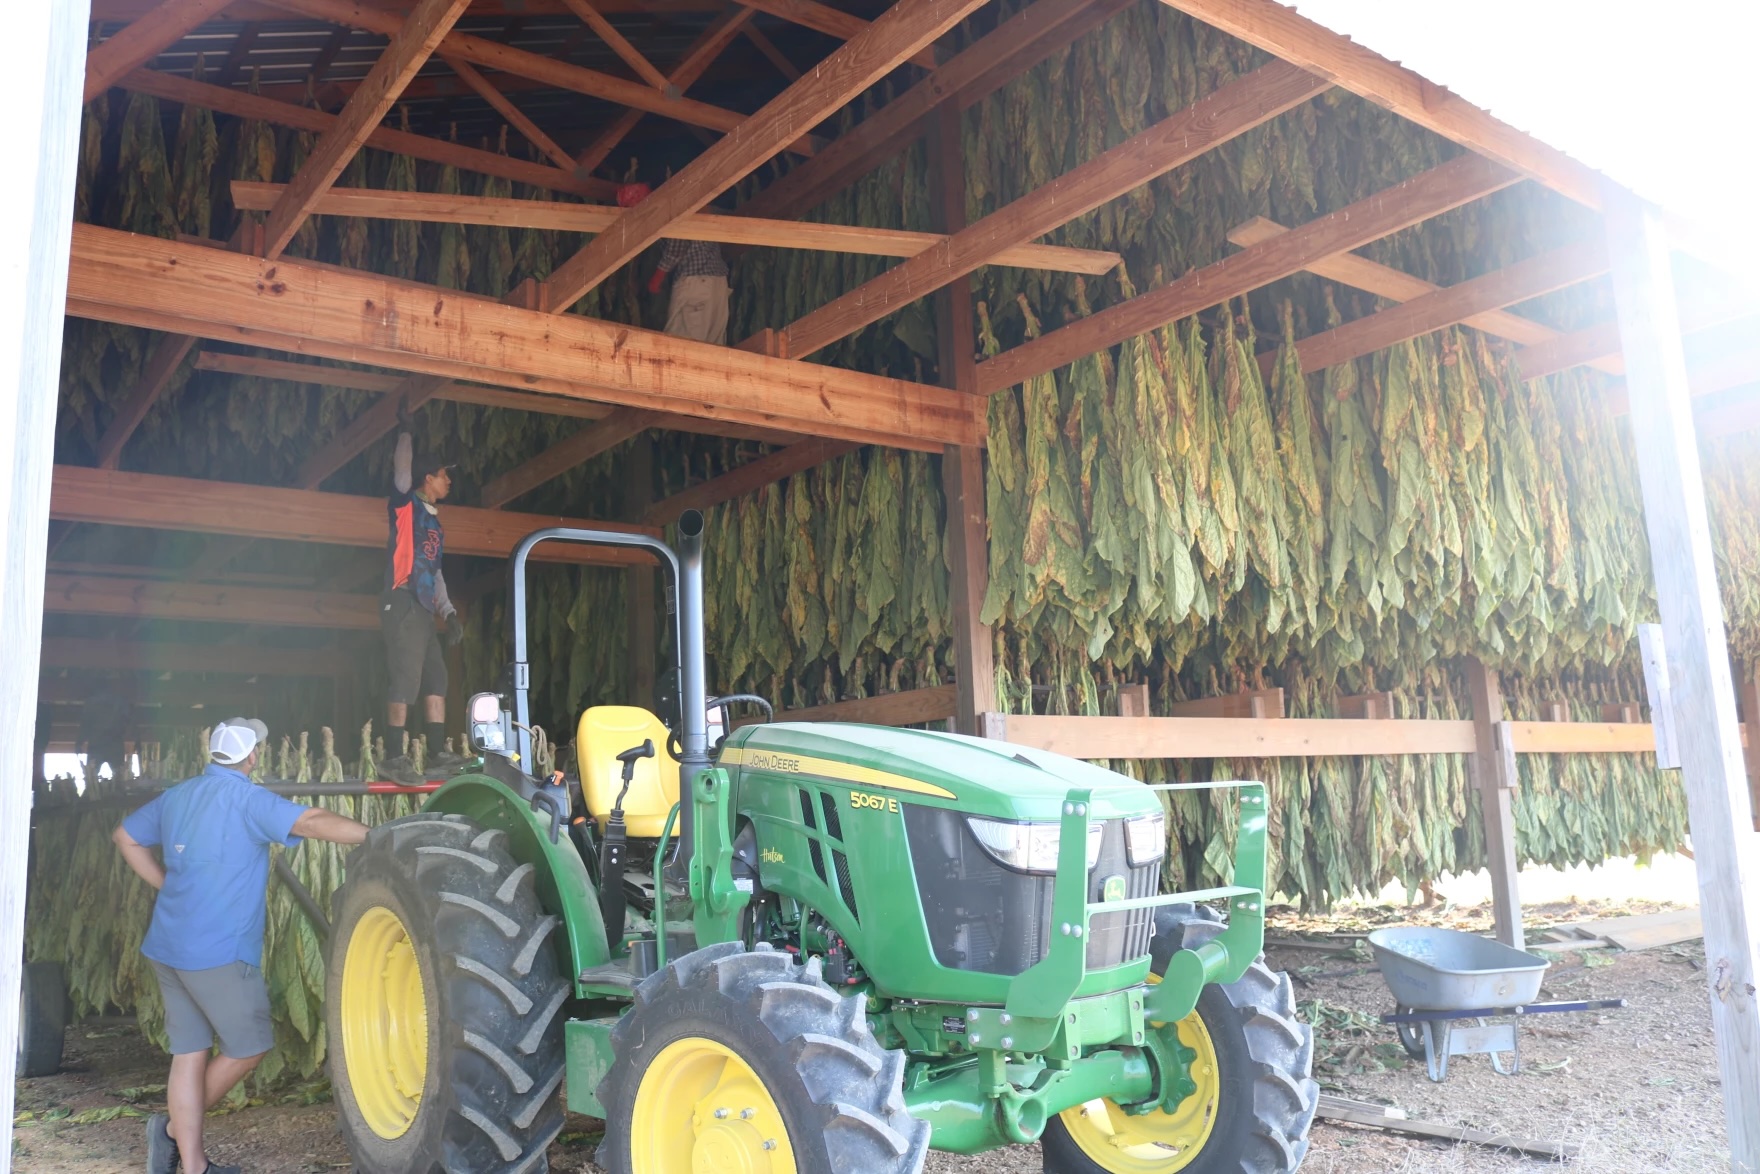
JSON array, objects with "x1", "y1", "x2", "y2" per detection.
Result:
[{"x1": 114, "y1": 717, "x2": 368, "y2": 1174}]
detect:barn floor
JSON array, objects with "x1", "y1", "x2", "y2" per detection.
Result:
[{"x1": 10, "y1": 899, "x2": 1728, "y2": 1174}]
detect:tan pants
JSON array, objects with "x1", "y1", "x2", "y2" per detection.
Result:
[{"x1": 665, "y1": 275, "x2": 730, "y2": 345}]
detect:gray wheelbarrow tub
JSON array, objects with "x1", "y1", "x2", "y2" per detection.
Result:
[{"x1": 1367, "y1": 926, "x2": 1550, "y2": 1011}]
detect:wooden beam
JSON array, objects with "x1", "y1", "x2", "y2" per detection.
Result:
[
  {"x1": 1292, "y1": 237, "x2": 1609, "y2": 372},
  {"x1": 738, "y1": 0, "x2": 936, "y2": 68},
  {"x1": 122, "y1": 67, "x2": 614, "y2": 200},
  {"x1": 263, "y1": 0, "x2": 473, "y2": 258},
  {"x1": 39, "y1": 635, "x2": 349, "y2": 675},
  {"x1": 763, "y1": 685, "x2": 957, "y2": 726},
  {"x1": 296, "y1": 373, "x2": 447, "y2": 489},
  {"x1": 986, "y1": 713, "x2": 1479, "y2": 758},
  {"x1": 558, "y1": 0, "x2": 670, "y2": 91},
  {"x1": 541, "y1": 0, "x2": 991, "y2": 311},
  {"x1": 740, "y1": 0, "x2": 1133, "y2": 221},
  {"x1": 1519, "y1": 292, "x2": 1754, "y2": 384},
  {"x1": 68, "y1": 224, "x2": 984, "y2": 450},
  {"x1": 84, "y1": 0, "x2": 235, "y2": 101},
  {"x1": 1154, "y1": 0, "x2": 1607, "y2": 211},
  {"x1": 575, "y1": 8, "x2": 754, "y2": 177},
  {"x1": 229, "y1": 181, "x2": 1123, "y2": 275},
  {"x1": 93, "y1": 334, "x2": 199, "y2": 469},
  {"x1": 1607, "y1": 192, "x2": 1760, "y2": 1162},
  {"x1": 783, "y1": 61, "x2": 1328, "y2": 358},
  {"x1": 50, "y1": 465, "x2": 659, "y2": 568},
  {"x1": 480, "y1": 407, "x2": 659, "y2": 509},
  {"x1": 1227, "y1": 214, "x2": 1617, "y2": 366},
  {"x1": 645, "y1": 438, "x2": 859, "y2": 525},
  {"x1": 214, "y1": 21, "x2": 265, "y2": 89},
  {"x1": 43, "y1": 572, "x2": 381, "y2": 630},
  {"x1": 975, "y1": 153, "x2": 1519, "y2": 394},
  {"x1": 441, "y1": 56, "x2": 577, "y2": 172},
  {"x1": 94, "y1": 0, "x2": 725, "y2": 19},
  {"x1": 743, "y1": 23, "x2": 801, "y2": 81},
  {"x1": 1466, "y1": 657, "x2": 1523, "y2": 949},
  {"x1": 1166, "y1": 688, "x2": 1285, "y2": 719},
  {"x1": 259, "y1": 0, "x2": 803, "y2": 148}
]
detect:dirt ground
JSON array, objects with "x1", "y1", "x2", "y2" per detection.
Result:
[{"x1": 11, "y1": 898, "x2": 1728, "y2": 1174}]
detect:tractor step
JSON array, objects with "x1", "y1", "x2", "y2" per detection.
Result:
[{"x1": 578, "y1": 959, "x2": 642, "y2": 992}]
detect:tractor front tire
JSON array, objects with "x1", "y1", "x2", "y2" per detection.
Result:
[
  {"x1": 327, "y1": 813, "x2": 569, "y2": 1174},
  {"x1": 1041, "y1": 913, "x2": 1318, "y2": 1174},
  {"x1": 597, "y1": 942, "x2": 929, "y2": 1174}
]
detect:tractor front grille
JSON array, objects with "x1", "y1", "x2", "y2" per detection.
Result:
[{"x1": 903, "y1": 806, "x2": 1157, "y2": 977}]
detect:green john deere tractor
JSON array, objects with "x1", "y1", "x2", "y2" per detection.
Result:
[{"x1": 325, "y1": 512, "x2": 1317, "y2": 1174}]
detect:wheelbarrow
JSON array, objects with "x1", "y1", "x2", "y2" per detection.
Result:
[{"x1": 1366, "y1": 926, "x2": 1624, "y2": 1081}]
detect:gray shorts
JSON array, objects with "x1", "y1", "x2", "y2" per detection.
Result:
[{"x1": 149, "y1": 960, "x2": 274, "y2": 1059}]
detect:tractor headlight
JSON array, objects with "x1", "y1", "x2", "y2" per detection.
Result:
[
  {"x1": 966, "y1": 817, "x2": 1104, "y2": 875},
  {"x1": 1125, "y1": 812, "x2": 1166, "y2": 865}
]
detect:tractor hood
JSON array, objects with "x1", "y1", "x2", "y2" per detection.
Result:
[{"x1": 718, "y1": 722, "x2": 1161, "y2": 822}]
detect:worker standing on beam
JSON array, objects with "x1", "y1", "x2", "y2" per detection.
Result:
[
  {"x1": 621, "y1": 182, "x2": 730, "y2": 345},
  {"x1": 112, "y1": 718, "x2": 369, "y2": 1174},
  {"x1": 382, "y1": 398, "x2": 468, "y2": 786}
]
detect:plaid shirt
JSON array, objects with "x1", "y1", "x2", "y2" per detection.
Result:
[{"x1": 659, "y1": 238, "x2": 728, "y2": 279}]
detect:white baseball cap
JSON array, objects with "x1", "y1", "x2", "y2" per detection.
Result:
[{"x1": 210, "y1": 717, "x2": 269, "y2": 765}]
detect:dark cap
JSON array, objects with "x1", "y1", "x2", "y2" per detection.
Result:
[{"x1": 413, "y1": 452, "x2": 455, "y2": 481}]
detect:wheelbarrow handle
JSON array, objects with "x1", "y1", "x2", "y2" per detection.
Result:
[{"x1": 1381, "y1": 998, "x2": 1626, "y2": 1024}]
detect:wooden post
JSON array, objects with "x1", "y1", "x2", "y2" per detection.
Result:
[
  {"x1": 1743, "y1": 664, "x2": 1760, "y2": 834},
  {"x1": 1465, "y1": 657, "x2": 1523, "y2": 950},
  {"x1": 927, "y1": 102, "x2": 995, "y2": 734},
  {"x1": 1, "y1": 0, "x2": 91, "y2": 1148},
  {"x1": 625, "y1": 436, "x2": 658, "y2": 708},
  {"x1": 1607, "y1": 192, "x2": 1760, "y2": 1168}
]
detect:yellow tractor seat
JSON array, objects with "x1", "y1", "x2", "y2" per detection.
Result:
[{"x1": 576, "y1": 706, "x2": 681, "y2": 837}]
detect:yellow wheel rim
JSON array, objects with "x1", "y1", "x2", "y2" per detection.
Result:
[
  {"x1": 630, "y1": 1036, "x2": 798, "y2": 1174},
  {"x1": 1058, "y1": 1006, "x2": 1221, "y2": 1173},
  {"x1": 340, "y1": 905, "x2": 429, "y2": 1140}
]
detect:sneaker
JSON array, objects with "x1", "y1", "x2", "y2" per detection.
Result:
[
  {"x1": 146, "y1": 1113, "x2": 178, "y2": 1174},
  {"x1": 194, "y1": 1165, "x2": 242, "y2": 1174},
  {"x1": 380, "y1": 755, "x2": 425, "y2": 787},
  {"x1": 428, "y1": 749, "x2": 472, "y2": 774}
]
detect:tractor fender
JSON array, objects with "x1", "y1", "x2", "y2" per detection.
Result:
[{"x1": 425, "y1": 772, "x2": 611, "y2": 982}]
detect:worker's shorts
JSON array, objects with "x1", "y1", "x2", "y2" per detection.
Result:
[
  {"x1": 665, "y1": 275, "x2": 730, "y2": 345},
  {"x1": 382, "y1": 588, "x2": 447, "y2": 705},
  {"x1": 149, "y1": 960, "x2": 273, "y2": 1059}
]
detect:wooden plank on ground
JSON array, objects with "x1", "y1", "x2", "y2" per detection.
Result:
[
  {"x1": 782, "y1": 61, "x2": 1328, "y2": 358},
  {"x1": 50, "y1": 465, "x2": 658, "y2": 568},
  {"x1": 229, "y1": 182, "x2": 1123, "y2": 275},
  {"x1": 263, "y1": 0, "x2": 473, "y2": 258},
  {"x1": 1315, "y1": 1095, "x2": 1577, "y2": 1161},
  {"x1": 1553, "y1": 908, "x2": 1703, "y2": 952},
  {"x1": 540, "y1": 0, "x2": 991, "y2": 309},
  {"x1": 976, "y1": 154, "x2": 1520, "y2": 394},
  {"x1": 67, "y1": 224, "x2": 983, "y2": 451}
]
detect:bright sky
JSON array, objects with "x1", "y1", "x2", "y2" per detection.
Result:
[{"x1": 1290, "y1": 1, "x2": 1760, "y2": 271}]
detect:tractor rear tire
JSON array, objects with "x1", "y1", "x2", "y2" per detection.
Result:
[
  {"x1": 17, "y1": 961, "x2": 67, "y2": 1078},
  {"x1": 597, "y1": 941, "x2": 929, "y2": 1174},
  {"x1": 327, "y1": 813, "x2": 569, "y2": 1174},
  {"x1": 1041, "y1": 915, "x2": 1318, "y2": 1174}
]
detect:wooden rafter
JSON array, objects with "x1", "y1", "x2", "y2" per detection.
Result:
[
  {"x1": 481, "y1": 408, "x2": 660, "y2": 509},
  {"x1": 263, "y1": 0, "x2": 473, "y2": 258},
  {"x1": 738, "y1": 0, "x2": 936, "y2": 67},
  {"x1": 542, "y1": 0, "x2": 991, "y2": 311},
  {"x1": 743, "y1": 24, "x2": 801, "y2": 81},
  {"x1": 1518, "y1": 290, "x2": 1750, "y2": 383},
  {"x1": 214, "y1": 21, "x2": 265, "y2": 88},
  {"x1": 84, "y1": 0, "x2": 236, "y2": 101},
  {"x1": 94, "y1": 334, "x2": 199, "y2": 469},
  {"x1": 50, "y1": 465, "x2": 659, "y2": 568},
  {"x1": 645, "y1": 438, "x2": 859, "y2": 525},
  {"x1": 44, "y1": 572, "x2": 381, "y2": 630},
  {"x1": 297, "y1": 374, "x2": 448, "y2": 489},
  {"x1": 558, "y1": 0, "x2": 670, "y2": 90},
  {"x1": 123, "y1": 68, "x2": 614, "y2": 200},
  {"x1": 1154, "y1": 0, "x2": 1606, "y2": 210},
  {"x1": 740, "y1": 0, "x2": 1134, "y2": 221},
  {"x1": 975, "y1": 154, "x2": 1521, "y2": 394},
  {"x1": 258, "y1": 0, "x2": 812, "y2": 152},
  {"x1": 575, "y1": 8, "x2": 755, "y2": 176},
  {"x1": 1291, "y1": 237, "x2": 1610, "y2": 372},
  {"x1": 782, "y1": 60, "x2": 1329, "y2": 358},
  {"x1": 40, "y1": 635, "x2": 349, "y2": 675},
  {"x1": 68, "y1": 225, "x2": 983, "y2": 450},
  {"x1": 229, "y1": 182, "x2": 1123, "y2": 275},
  {"x1": 442, "y1": 56, "x2": 577, "y2": 172}
]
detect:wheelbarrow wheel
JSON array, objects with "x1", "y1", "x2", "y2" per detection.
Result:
[{"x1": 1394, "y1": 1006, "x2": 1428, "y2": 1061}]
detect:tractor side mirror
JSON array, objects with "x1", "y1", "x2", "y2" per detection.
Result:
[{"x1": 468, "y1": 692, "x2": 510, "y2": 755}]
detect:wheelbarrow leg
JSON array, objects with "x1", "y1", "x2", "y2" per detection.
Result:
[{"x1": 1423, "y1": 1020, "x2": 1452, "y2": 1082}]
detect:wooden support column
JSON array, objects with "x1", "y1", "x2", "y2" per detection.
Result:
[
  {"x1": 1, "y1": 0, "x2": 88, "y2": 1127},
  {"x1": 625, "y1": 436, "x2": 658, "y2": 707},
  {"x1": 1741, "y1": 665, "x2": 1760, "y2": 834},
  {"x1": 1607, "y1": 192, "x2": 1760, "y2": 1165},
  {"x1": 928, "y1": 103, "x2": 994, "y2": 734},
  {"x1": 1465, "y1": 657, "x2": 1523, "y2": 949}
]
